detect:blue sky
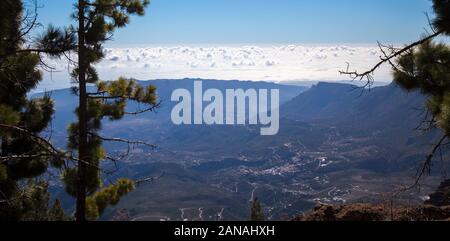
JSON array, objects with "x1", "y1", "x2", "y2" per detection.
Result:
[{"x1": 36, "y1": 0, "x2": 434, "y2": 44}]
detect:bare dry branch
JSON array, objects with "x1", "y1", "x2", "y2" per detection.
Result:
[
  {"x1": 89, "y1": 132, "x2": 157, "y2": 149},
  {"x1": 0, "y1": 124, "x2": 61, "y2": 156},
  {"x1": 135, "y1": 172, "x2": 165, "y2": 186},
  {"x1": 398, "y1": 134, "x2": 448, "y2": 193},
  {"x1": 125, "y1": 101, "x2": 162, "y2": 115},
  {"x1": 339, "y1": 31, "x2": 443, "y2": 87}
]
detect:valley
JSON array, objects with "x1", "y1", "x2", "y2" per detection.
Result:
[{"x1": 39, "y1": 79, "x2": 447, "y2": 221}]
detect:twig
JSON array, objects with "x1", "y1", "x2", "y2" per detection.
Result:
[
  {"x1": 135, "y1": 172, "x2": 165, "y2": 186},
  {"x1": 339, "y1": 31, "x2": 443, "y2": 87}
]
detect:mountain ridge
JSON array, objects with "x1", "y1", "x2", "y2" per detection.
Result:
[{"x1": 36, "y1": 79, "x2": 446, "y2": 220}]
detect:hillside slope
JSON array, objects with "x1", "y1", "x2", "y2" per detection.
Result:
[{"x1": 38, "y1": 80, "x2": 447, "y2": 220}]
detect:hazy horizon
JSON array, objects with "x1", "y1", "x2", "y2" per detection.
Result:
[
  {"x1": 38, "y1": 43, "x2": 395, "y2": 92},
  {"x1": 34, "y1": 0, "x2": 436, "y2": 92}
]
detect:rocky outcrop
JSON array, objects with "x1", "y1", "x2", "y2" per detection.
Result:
[{"x1": 294, "y1": 204, "x2": 450, "y2": 221}]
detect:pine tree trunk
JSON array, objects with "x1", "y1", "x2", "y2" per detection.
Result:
[
  {"x1": 1, "y1": 137, "x2": 7, "y2": 156},
  {"x1": 75, "y1": 0, "x2": 88, "y2": 222}
]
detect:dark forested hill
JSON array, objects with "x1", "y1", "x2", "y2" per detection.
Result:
[{"x1": 281, "y1": 82, "x2": 425, "y2": 130}]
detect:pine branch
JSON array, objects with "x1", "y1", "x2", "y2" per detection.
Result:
[
  {"x1": 125, "y1": 101, "x2": 161, "y2": 115},
  {"x1": 0, "y1": 153, "x2": 56, "y2": 163},
  {"x1": 135, "y1": 172, "x2": 165, "y2": 186},
  {"x1": 0, "y1": 124, "x2": 101, "y2": 171},
  {"x1": 339, "y1": 31, "x2": 443, "y2": 87},
  {"x1": 397, "y1": 134, "x2": 449, "y2": 193},
  {"x1": 87, "y1": 92, "x2": 161, "y2": 114},
  {"x1": 0, "y1": 124, "x2": 61, "y2": 156},
  {"x1": 88, "y1": 132, "x2": 156, "y2": 149}
]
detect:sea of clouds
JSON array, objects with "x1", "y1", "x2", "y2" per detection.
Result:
[{"x1": 38, "y1": 44, "x2": 392, "y2": 92}]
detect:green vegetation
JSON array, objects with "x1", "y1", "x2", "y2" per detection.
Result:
[
  {"x1": 64, "y1": 0, "x2": 158, "y2": 221},
  {"x1": 1, "y1": 0, "x2": 449, "y2": 221},
  {"x1": 341, "y1": 0, "x2": 450, "y2": 186},
  {"x1": 0, "y1": 0, "x2": 158, "y2": 221},
  {"x1": 0, "y1": 0, "x2": 74, "y2": 221},
  {"x1": 250, "y1": 198, "x2": 265, "y2": 221},
  {"x1": 385, "y1": 0, "x2": 450, "y2": 183}
]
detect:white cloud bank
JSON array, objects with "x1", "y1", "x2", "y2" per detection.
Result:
[{"x1": 38, "y1": 44, "x2": 392, "y2": 91}]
